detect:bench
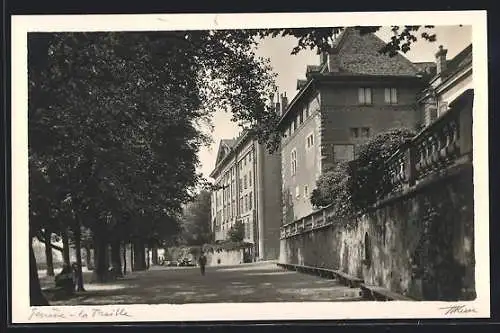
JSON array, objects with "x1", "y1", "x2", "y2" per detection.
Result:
[
  {"x1": 277, "y1": 263, "x2": 363, "y2": 288},
  {"x1": 360, "y1": 284, "x2": 415, "y2": 301}
]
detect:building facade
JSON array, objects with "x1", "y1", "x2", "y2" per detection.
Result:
[
  {"x1": 278, "y1": 28, "x2": 428, "y2": 224},
  {"x1": 210, "y1": 132, "x2": 282, "y2": 260}
]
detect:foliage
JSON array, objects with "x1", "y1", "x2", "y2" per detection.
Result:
[
  {"x1": 227, "y1": 221, "x2": 245, "y2": 243},
  {"x1": 178, "y1": 190, "x2": 213, "y2": 246},
  {"x1": 28, "y1": 30, "x2": 278, "y2": 245},
  {"x1": 202, "y1": 240, "x2": 253, "y2": 253},
  {"x1": 311, "y1": 128, "x2": 416, "y2": 222},
  {"x1": 257, "y1": 25, "x2": 437, "y2": 56},
  {"x1": 310, "y1": 161, "x2": 354, "y2": 217},
  {"x1": 28, "y1": 26, "x2": 441, "y2": 243},
  {"x1": 351, "y1": 128, "x2": 416, "y2": 209}
]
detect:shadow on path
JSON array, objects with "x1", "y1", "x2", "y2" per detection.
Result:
[{"x1": 47, "y1": 262, "x2": 363, "y2": 305}]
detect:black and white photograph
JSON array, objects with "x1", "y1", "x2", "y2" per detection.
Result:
[{"x1": 11, "y1": 11, "x2": 489, "y2": 323}]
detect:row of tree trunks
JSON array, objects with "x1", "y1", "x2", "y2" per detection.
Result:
[{"x1": 40, "y1": 229, "x2": 148, "y2": 284}]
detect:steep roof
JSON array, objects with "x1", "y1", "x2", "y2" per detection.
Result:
[
  {"x1": 210, "y1": 131, "x2": 250, "y2": 179},
  {"x1": 221, "y1": 139, "x2": 236, "y2": 149},
  {"x1": 214, "y1": 139, "x2": 236, "y2": 168},
  {"x1": 413, "y1": 62, "x2": 437, "y2": 75},
  {"x1": 329, "y1": 27, "x2": 420, "y2": 77}
]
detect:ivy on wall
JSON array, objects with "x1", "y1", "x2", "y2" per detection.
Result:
[
  {"x1": 310, "y1": 128, "x2": 415, "y2": 225},
  {"x1": 411, "y1": 172, "x2": 475, "y2": 301}
]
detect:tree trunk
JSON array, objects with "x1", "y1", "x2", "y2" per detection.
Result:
[
  {"x1": 152, "y1": 247, "x2": 158, "y2": 265},
  {"x1": 84, "y1": 246, "x2": 93, "y2": 270},
  {"x1": 61, "y1": 227, "x2": 71, "y2": 266},
  {"x1": 110, "y1": 239, "x2": 123, "y2": 278},
  {"x1": 131, "y1": 243, "x2": 135, "y2": 271},
  {"x1": 73, "y1": 222, "x2": 85, "y2": 291},
  {"x1": 146, "y1": 247, "x2": 150, "y2": 269},
  {"x1": 122, "y1": 243, "x2": 127, "y2": 276},
  {"x1": 91, "y1": 234, "x2": 110, "y2": 282},
  {"x1": 30, "y1": 240, "x2": 49, "y2": 306},
  {"x1": 133, "y1": 240, "x2": 146, "y2": 271},
  {"x1": 43, "y1": 228, "x2": 54, "y2": 277}
]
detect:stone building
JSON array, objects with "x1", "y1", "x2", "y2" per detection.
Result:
[
  {"x1": 278, "y1": 27, "x2": 427, "y2": 224},
  {"x1": 210, "y1": 131, "x2": 282, "y2": 260}
]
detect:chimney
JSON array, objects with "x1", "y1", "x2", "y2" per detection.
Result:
[
  {"x1": 435, "y1": 45, "x2": 448, "y2": 75},
  {"x1": 274, "y1": 93, "x2": 281, "y2": 116},
  {"x1": 280, "y1": 92, "x2": 288, "y2": 114},
  {"x1": 328, "y1": 49, "x2": 340, "y2": 73}
]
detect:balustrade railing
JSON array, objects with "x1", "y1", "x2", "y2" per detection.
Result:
[
  {"x1": 280, "y1": 89, "x2": 473, "y2": 240},
  {"x1": 386, "y1": 89, "x2": 472, "y2": 194}
]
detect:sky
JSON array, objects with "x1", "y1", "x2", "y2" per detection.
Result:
[{"x1": 197, "y1": 25, "x2": 472, "y2": 180}]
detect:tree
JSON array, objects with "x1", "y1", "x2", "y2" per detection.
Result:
[
  {"x1": 310, "y1": 161, "x2": 354, "y2": 217},
  {"x1": 179, "y1": 190, "x2": 213, "y2": 246},
  {"x1": 227, "y1": 221, "x2": 245, "y2": 243}
]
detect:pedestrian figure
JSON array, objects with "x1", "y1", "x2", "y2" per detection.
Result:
[{"x1": 198, "y1": 252, "x2": 207, "y2": 276}]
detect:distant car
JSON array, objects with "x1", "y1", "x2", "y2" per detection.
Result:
[{"x1": 177, "y1": 258, "x2": 195, "y2": 267}]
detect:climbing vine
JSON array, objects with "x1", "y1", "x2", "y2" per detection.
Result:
[{"x1": 310, "y1": 127, "x2": 415, "y2": 226}]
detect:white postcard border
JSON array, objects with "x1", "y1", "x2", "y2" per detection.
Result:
[{"x1": 11, "y1": 10, "x2": 490, "y2": 323}]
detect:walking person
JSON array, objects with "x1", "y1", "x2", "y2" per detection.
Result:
[{"x1": 198, "y1": 252, "x2": 207, "y2": 276}]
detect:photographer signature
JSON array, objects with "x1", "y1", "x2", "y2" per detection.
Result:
[{"x1": 439, "y1": 304, "x2": 477, "y2": 315}]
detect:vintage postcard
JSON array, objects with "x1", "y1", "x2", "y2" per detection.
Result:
[{"x1": 10, "y1": 10, "x2": 489, "y2": 323}]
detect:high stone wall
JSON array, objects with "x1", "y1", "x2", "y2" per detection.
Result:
[{"x1": 280, "y1": 163, "x2": 474, "y2": 301}]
